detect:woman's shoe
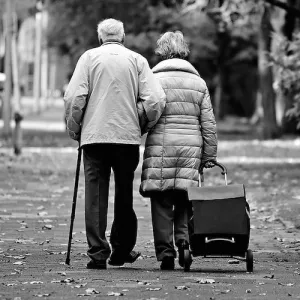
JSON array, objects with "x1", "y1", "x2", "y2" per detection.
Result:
[
  {"x1": 160, "y1": 256, "x2": 175, "y2": 270},
  {"x1": 178, "y1": 239, "x2": 192, "y2": 268}
]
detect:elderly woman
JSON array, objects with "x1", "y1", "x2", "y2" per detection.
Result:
[{"x1": 140, "y1": 31, "x2": 218, "y2": 270}]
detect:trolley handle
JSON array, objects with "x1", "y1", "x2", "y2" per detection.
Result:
[{"x1": 199, "y1": 160, "x2": 228, "y2": 186}]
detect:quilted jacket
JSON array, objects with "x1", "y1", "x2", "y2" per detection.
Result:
[
  {"x1": 64, "y1": 41, "x2": 166, "y2": 146},
  {"x1": 140, "y1": 58, "x2": 218, "y2": 197}
]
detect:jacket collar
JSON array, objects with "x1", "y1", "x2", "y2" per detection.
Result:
[
  {"x1": 101, "y1": 40, "x2": 124, "y2": 47},
  {"x1": 152, "y1": 58, "x2": 200, "y2": 77}
]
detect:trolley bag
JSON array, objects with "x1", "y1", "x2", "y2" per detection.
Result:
[{"x1": 187, "y1": 161, "x2": 250, "y2": 258}]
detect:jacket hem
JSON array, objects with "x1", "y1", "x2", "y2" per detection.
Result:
[{"x1": 81, "y1": 139, "x2": 141, "y2": 147}]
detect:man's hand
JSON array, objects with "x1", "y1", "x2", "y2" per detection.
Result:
[{"x1": 204, "y1": 161, "x2": 215, "y2": 168}]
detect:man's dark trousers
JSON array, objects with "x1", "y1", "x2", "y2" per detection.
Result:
[{"x1": 83, "y1": 143, "x2": 140, "y2": 262}]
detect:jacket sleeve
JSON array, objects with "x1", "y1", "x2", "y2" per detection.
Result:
[
  {"x1": 137, "y1": 57, "x2": 166, "y2": 133},
  {"x1": 137, "y1": 101, "x2": 148, "y2": 135},
  {"x1": 200, "y1": 87, "x2": 218, "y2": 163},
  {"x1": 64, "y1": 52, "x2": 89, "y2": 141}
]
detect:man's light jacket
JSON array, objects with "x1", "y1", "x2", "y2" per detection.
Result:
[{"x1": 64, "y1": 41, "x2": 166, "y2": 145}]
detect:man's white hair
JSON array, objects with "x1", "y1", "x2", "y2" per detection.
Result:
[{"x1": 97, "y1": 18, "x2": 124, "y2": 43}]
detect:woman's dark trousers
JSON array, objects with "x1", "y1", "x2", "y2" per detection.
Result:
[
  {"x1": 150, "y1": 191, "x2": 192, "y2": 261},
  {"x1": 83, "y1": 143, "x2": 139, "y2": 262}
]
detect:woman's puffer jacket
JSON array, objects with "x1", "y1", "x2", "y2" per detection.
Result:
[{"x1": 140, "y1": 58, "x2": 217, "y2": 197}]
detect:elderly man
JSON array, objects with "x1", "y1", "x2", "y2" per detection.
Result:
[{"x1": 64, "y1": 18, "x2": 166, "y2": 269}]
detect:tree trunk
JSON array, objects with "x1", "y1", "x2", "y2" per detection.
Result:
[
  {"x1": 258, "y1": 5, "x2": 281, "y2": 139},
  {"x1": 12, "y1": 16, "x2": 23, "y2": 156},
  {"x1": 33, "y1": 7, "x2": 42, "y2": 114},
  {"x1": 2, "y1": 0, "x2": 13, "y2": 139}
]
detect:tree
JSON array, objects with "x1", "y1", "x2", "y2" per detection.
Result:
[
  {"x1": 199, "y1": 0, "x2": 281, "y2": 138},
  {"x1": 47, "y1": 0, "x2": 151, "y2": 68}
]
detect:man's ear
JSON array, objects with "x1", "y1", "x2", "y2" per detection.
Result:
[{"x1": 121, "y1": 33, "x2": 125, "y2": 44}]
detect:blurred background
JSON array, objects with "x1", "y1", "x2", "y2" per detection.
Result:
[{"x1": 0, "y1": 0, "x2": 300, "y2": 153}]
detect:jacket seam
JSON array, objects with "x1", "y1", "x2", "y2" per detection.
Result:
[
  {"x1": 153, "y1": 69, "x2": 199, "y2": 77},
  {"x1": 145, "y1": 176, "x2": 198, "y2": 180},
  {"x1": 160, "y1": 116, "x2": 166, "y2": 190},
  {"x1": 163, "y1": 87, "x2": 205, "y2": 92},
  {"x1": 145, "y1": 145, "x2": 201, "y2": 149},
  {"x1": 144, "y1": 156, "x2": 201, "y2": 160}
]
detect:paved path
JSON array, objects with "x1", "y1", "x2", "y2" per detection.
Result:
[
  {"x1": 0, "y1": 145, "x2": 300, "y2": 299},
  {"x1": 1, "y1": 104, "x2": 300, "y2": 299}
]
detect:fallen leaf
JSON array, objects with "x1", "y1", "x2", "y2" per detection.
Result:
[
  {"x1": 13, "y1": 261, "x2": 25, "y2": 265},
  {"x1": 42, "y1": 225, "x2": 53, "y2": 230},
  {"x1": 61, "y1": 278, "x2": 75, "y2": 283},
  {"x1": 74, "y1": 283, "x2": 87, "y2": 288},
  {"x1": 30, "y1": 281, "x2": 43, "y2": 284},
  {"x1": 38, "y1": 211, "x2": 48, "y2": 217},
  {"x1": 15, "y1": 239, "x2": 36, "y2": 244},
  {"x1": 107, "y1": 292, "x2": 124, "y2": 296},
  {"x1": 175, "y1": 286, "x2": 189, "y2": 290},
  {"x1": 13, "y1": 255, "x2": 26, "y2": 259},
  {"x1": 196, "y1": 278, "x2": 215, "y2": 284},
  {"x1": 33, "y1": 294, "x2": 51, "y2": 297},
  {"x1": 246, "y1": 289, "x2": 251, "y2": 293},
  {"x1": 58, "y1": 271, "x2": 66, "y2": 276},
  {"x1": 85, "y1": 288, "x2": 100, "y2": 295},
  {"x1": 278, "y1": 283, "x2": 294, "y2": 286},
  {"x1": 146, "y1": 288, "x2": 161, "y2": 291},
  {"x1": 6, "y1": 283, "x2": 17, "y2": 286},
  {"x1": 219, "y1": 290, "x2": 231, "y2": 294},
  {"x1": 137, "y1": 281, "x2": 151, "y2": 285},
  {"x1": 228, "y1": 259, "x2": 240, "y2": 264},
  {"x1": 263, "y1": 274, "x2": 275, "y2": 279},
  {"x1": 43, "y1": 219, "x2": 53, "y2": 223}
]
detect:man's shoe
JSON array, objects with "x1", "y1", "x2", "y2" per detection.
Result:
[
  {"x1": 108, "y1": 250, "x2": 141, "y2": 266},
  {"x1": 160, "y1": 256, "x2": 175, "y2": 270},
  {"x1": 86, "y1": 260, "x2": 107, "y2": 269}
]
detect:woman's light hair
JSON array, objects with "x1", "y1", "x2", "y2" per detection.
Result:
[
  {"x1": 97, "y1": 18, "x2": 124, "y2": 43},
  {"x1": 155, "y1": 31, "x2": 190, "y2": 60}
]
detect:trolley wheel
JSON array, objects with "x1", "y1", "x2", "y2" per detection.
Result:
[
  {"x1": 183, "y1": 249, "x2": 191, "y2": 272},
  {"x1": 246, "y1": 249, "x2": 253, "y2": 272}
]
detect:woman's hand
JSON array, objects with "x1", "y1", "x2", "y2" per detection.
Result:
[{"x1": 204, "y1": 161, "x2": 215, "y2": 168}]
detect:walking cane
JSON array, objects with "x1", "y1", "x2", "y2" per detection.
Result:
[{"x1": 65, "y1": 146, "x2": 82, "y2": 265}]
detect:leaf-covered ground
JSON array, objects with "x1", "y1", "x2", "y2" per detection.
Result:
[{"x1": 0, "y1": 139, "x2": 300, "y2": 299}]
